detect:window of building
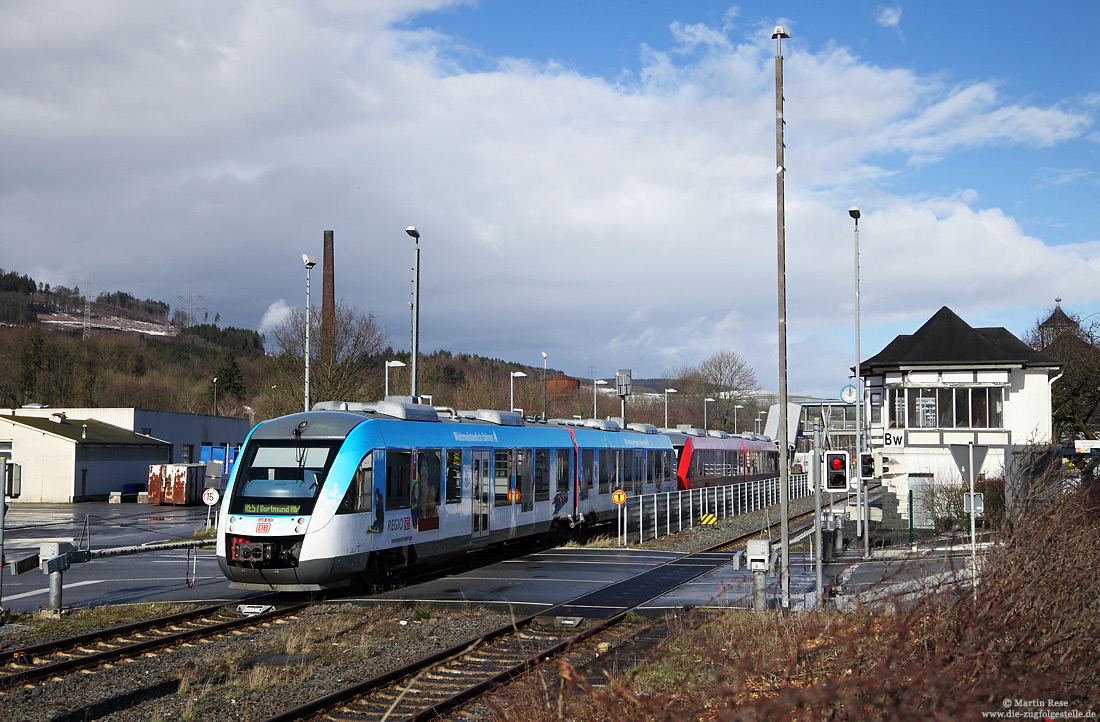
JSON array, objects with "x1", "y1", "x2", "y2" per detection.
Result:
[
  {"x1": 889, "y1": 388, "x2": 905, "y2": 429},
  {"x1": 869, "y1": 390, "x2": 883, "y2": 425},
  {"x1": 893, "y1": 386, "x2": 1005, "y2": 430}
]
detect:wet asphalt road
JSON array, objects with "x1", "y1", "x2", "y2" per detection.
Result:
[{"x1": 0, "y1": 501, "x2": 258, "y2": 614}]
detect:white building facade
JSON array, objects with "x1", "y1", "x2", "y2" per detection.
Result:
[
  {"x1": 13, "y1": 407, "x2": 249, "y2": 466},
  {"x1": 0, "y1": 414, "x2": 171, "y2": 502},
  {"x1": 861, "y1": 307, "x2": 1061, "y2": 531}
]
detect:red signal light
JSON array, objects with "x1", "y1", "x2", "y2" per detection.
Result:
[{"x1": 830, "y1": 456, "x2": 844, "y2": 470}]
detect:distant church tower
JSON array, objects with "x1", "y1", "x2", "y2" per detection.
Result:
[{"x1": 1037, "y1": 297, "x2": 1079, "y2": 350}]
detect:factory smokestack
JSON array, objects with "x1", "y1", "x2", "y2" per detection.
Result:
[{"x1": 322, "y1": 230, "x2": 335, "y2": 374}]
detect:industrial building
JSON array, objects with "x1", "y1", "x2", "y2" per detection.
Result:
[{"x1": 1, "y1": 408, "x2": 250, "y2": 503}]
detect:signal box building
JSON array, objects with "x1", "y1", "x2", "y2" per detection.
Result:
[{"x1": 859, "y1": 306, "x2": 1061, "y2": 534}]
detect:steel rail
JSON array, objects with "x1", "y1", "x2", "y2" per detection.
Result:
[{"x1": 0, "y1": 601, "x2": 307, "y2": 690}]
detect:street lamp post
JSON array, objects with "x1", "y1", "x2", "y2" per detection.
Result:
[
  {"x1": 302, "y1": 253, "x2": 316, "y2": 413},
  {"x1": 664, "y1": 388, "x2": 677, "y2": 428},
  {"x1": 385, "y1": 360, "x2": 406, "y2": 399},
  {"x1": 850, "y1": 205, "x2": 869, "y2": 559},
  {"x1": 734, "y1": 404, "x2": 744, "y2": 434},
  {"x1": 593, "y1": 379, "x2": 607, "y2": 418},
  {"x1": 541, "y1": 352, "x2": 548, "y2": 420},
  {"x1": 405, "y1": 227, "x2": 421, "y2": 401},
  {"x1": 213, "y1": 377, "x2": 219, "y2": 416},
  {"x1": 704, "y1": 397, "x2": 715, "y2": 431},
  {"x1": 510, "y1": 371, "x2": 527, "y2": 411}
]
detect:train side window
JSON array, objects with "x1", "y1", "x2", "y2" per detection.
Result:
[
  {"x1": 598, "y1": 449, "x2": 616, "y2": 493},
  {"x1": 622, "y1": 451, "x2": 634, "y2": 492},
  {"x1": 533, "y1": 449, "x2": 550, "y2": 502},
  {"x1": 385, "y1": 451, "x2": 412, "y2": 511},
  {"x1": 337, "y1": 451, "x2": 373, "y2": 514},
  {"x1": 415, "y1": 450, "x2": 441, "y2": 506},
  {"x1": 358, "y1": 452, "x2": 373, "y2": 510},
  {"x1": 516, "y1": 449, "x2": 533, "y2": 512},
  {"x1": 556, "y1": 449, "x2": 570, "y2": 493},
  {"x1": 445, "y1": 449, "x2": 462, "y2": 504},
  {"x1": 494, "y1": 449, "x2": 512, "y2": 507},
  {"x1": 581, "y1": 449, "x2": 593, "y2": 499}
]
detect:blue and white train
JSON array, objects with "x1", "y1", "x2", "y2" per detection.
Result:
[{"x1": 216, "y1": 401, "x2": 677, "y2": 591}]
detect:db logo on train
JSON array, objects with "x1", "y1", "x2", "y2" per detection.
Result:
[{"x1": 612, "y1": 489, "x2": 626, "y2": 505}]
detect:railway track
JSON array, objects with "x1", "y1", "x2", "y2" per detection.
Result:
[
  {"x1": 0, "y1": 600, "x2": 307, "y2": 691},
  {"x1": 255, "y1": 496, "x2": 853, "y2": 722}
]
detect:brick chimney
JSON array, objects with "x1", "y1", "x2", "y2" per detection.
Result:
[{"x1": 322, "y1": 230, "x2": 335, "y2": 373}]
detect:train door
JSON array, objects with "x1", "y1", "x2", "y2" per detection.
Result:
[{"x1": 471, "y1": 449, "x2": 491, "y2": 539}]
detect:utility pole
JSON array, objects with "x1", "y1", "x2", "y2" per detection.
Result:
[{"x1": 773, "y1": 24, "x2": 792, "y2": 610}]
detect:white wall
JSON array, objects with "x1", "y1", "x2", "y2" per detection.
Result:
[{"x1": 2, "y1": 421, "x2": 77, "y2": 502}]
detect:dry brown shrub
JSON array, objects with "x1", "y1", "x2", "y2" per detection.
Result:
[{"x1": 496, "y1": 484, "x2": 1099, "y2": 722}]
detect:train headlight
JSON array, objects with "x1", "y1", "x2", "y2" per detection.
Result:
[
  {"x1": 296, "y1": 517, "x2": 306, "y2": 525},
  {"x1": 294, "y1": 525, "x2": 304, "y2": 533},
  {"x1": 230, "y1": 516, "x2": 238, "y2": 524}
]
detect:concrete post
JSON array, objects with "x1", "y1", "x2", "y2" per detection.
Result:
[
  {"x1": 753, "y1": 570, "x2": 767, "y2": 613},
  {"x1": 48, "y1": 568, "x2": 63, "y2": 611}
]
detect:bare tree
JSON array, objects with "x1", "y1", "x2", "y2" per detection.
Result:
[
  {"x1": 266, "y1": 300, "x2": 387, "y2": 415},
  {"x1": 674, "y1": 350, "x2": 758, "y2": 430}
]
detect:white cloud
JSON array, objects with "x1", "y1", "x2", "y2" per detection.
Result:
[
  {"x1": 258, "y1": 300, "x2": 294, "y2": 335},
  {"x1": 877, "y1": 6, "x2": 902, "y2": 29},
  {"x1": 0, "y1": 2, "x2": 1095, "y2": 398}
]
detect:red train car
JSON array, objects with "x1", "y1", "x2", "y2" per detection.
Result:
[{"x1": 669, "y1": 432, "x2": 779, "y2": 489}]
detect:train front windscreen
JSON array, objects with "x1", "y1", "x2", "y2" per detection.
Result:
[{"x1": 229, "y1": 441, "x2": 339, "y2": 516}]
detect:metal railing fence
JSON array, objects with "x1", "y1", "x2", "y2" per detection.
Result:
[{"x1": 617, "y1": 474, "x2": 810, "y2": 545}]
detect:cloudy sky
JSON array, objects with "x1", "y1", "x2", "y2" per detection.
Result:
[{"x1": 2, "y1": 1, "x2": 1098, "y2": 398}]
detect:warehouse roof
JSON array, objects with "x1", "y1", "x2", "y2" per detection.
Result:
[{"x1": 0, "y1": 413, "x2": 170, "y2": 446}]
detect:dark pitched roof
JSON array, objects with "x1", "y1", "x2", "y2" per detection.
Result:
[
  {"x1": 1039, "y1": 303, "x2": 1077, "y2": 329},
  {"x1": 860, "y1": 306, "x2": 1061, "y2": 372},
  {"x1": 0, "y1": 414, "x2": 169, "y2": 446}
]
